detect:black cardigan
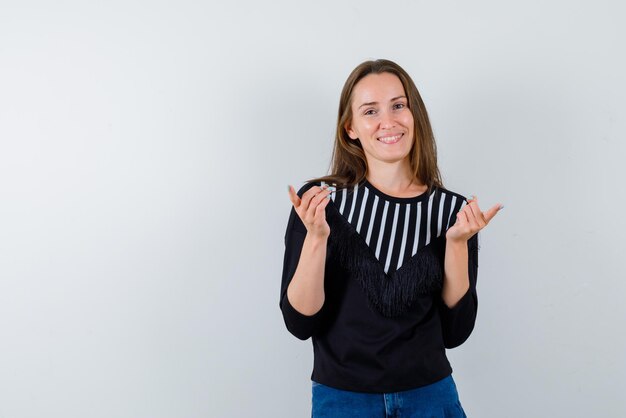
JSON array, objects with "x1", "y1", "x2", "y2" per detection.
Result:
[{"x1": 279, "y1": 181, "x2": 479, "y2": 393}]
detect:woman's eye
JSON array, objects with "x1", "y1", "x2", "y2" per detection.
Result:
[
  {"x1": 364, "y1": 109, "x2": 376, "y2": 115},
  {"x1": 394, "y1": 103, "x2": 406, "y2": 109}
]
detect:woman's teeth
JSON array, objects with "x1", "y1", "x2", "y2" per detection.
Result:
[{"x1": 378, "y1": 134, "x2": 402, "y2": 144}]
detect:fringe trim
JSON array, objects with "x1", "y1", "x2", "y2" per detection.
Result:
[{"x1": 326, "y1": 204, "x2": 444, "y2": 318}]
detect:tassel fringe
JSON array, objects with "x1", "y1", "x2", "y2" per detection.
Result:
[{"x1": 326, "y1": 204, "x2": 444, "y2": 318}]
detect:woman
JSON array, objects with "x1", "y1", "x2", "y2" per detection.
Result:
[{"x1": 280, "y1": 59, "x2": 502, "y2": 417}]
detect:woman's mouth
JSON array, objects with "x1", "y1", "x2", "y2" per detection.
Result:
[{"x1": 377, "y1": 133, "x2": 403, "y2": 144}]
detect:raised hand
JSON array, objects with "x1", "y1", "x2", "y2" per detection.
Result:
[
  {"x1": 287, "y1": 184, "x2": 334, "y2": 239},
  {"x1": 446, "y1": 195, "x2": 503, "y2": 243}
]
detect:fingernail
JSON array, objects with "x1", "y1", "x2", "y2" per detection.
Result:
[
  {"x1": 499, "y1": 205, "x2": 504, "y2": 210},
  {"x1": 287, "y1": 185, "x2": 291, "y2": 192}
]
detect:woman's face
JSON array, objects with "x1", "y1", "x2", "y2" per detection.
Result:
[{"x1": 346, "y1": 72, "x2": 414, "y2": 168}]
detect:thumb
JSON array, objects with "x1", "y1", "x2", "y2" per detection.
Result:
[
  {"x1": 483, "y1": 203, "x2": 503, "y2": 223},
  {"x1": 287, "y1": 185, "x2": 301, "y2": 208}
]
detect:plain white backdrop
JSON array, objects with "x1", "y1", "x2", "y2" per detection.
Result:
[{"x1": 1, "y1": 0, "x2": 625, "y2": 417}]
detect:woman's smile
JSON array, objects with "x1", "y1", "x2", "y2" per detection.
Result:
[{"x1": 377, "y1": 133, "x2": 404, "y2": 144}]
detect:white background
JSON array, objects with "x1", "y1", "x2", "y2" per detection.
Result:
[{"x1": 1, "y1": 1, "x2": 625, "y2": 417}]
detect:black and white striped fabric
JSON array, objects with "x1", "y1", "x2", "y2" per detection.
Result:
[{"x1": 323, "y1": 180, "x2": 468, "y2": 275}]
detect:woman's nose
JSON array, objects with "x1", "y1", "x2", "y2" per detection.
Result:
[{"x1": 379, "y1": 110, "x2": 395, "y2": 129}]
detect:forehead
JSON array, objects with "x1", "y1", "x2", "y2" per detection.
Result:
[{"x1": 351, "y1": 72, "x2": 406, "y2": 105}]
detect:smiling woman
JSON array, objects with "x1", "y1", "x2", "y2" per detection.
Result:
[
  {"x1": 346, "y1": 72, "x2": 415, "y2": 167},
  {"x1": 281, "y1": 59, "x2": 502, "y2": 417}
]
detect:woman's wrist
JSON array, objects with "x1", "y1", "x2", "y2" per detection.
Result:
[
  {"x1": 306, "y1": 231, "x2": 330, "y2": 243},
  {"x1": 446, "y1": 236, "x2": 468, "y2": 246}
]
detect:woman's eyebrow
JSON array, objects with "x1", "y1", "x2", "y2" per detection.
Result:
[{"x1": 358, "y1": 96, "x2": 407, "y2": 109}]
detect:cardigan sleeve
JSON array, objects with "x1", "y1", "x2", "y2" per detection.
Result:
[
  {"x1": 279, "y1": 183, "x2": 326, "y2": 340},
  {"x1": 438, "y1": 232, "x2": 479, "y2": 349}
]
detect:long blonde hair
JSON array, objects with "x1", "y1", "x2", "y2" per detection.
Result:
[{"x1": 309, "y1": 59, "x2": 444, "y2": 193}]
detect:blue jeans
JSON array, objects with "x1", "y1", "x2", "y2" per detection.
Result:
[{"x1": 311, "y1": 374, "x2": 467, "y2": 417}]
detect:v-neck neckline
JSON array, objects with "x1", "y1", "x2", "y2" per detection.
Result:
[
  {"x1": 327, "y1": 191, "x2": 444, "y2": 280},
  {"x1": 325, "y1": 198, "x2": 445, "y2": 317}
]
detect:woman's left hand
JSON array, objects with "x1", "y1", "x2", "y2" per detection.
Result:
[{"x1": 445, "y1": 195, "x2": 503, "y2": 243}]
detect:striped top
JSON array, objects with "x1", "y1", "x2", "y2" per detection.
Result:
[{"x1": 323, "y1": 180, "x2": 468, "y2": 275}]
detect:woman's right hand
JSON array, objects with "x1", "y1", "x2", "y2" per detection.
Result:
[{"x1": 287, "y1": 184, "x2": 333, "y2": 239}]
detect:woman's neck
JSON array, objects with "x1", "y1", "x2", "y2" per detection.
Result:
[{"x1": 365, "y1": 161, "x2": 425, "y2": 197}]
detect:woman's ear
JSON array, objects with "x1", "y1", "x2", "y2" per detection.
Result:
[{"x1": 345, "y1": 121, "x2": 358, "y2": 140}]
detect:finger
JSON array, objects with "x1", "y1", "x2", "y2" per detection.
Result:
[
  {"x1": 315, "y1": 194, "x2": 331, "y2": 218},
  {"x1": 483, "y1": 204, "x2": 502, "y2": 223},
  {"x1": 287, "y1": 185, "x2": 301, "y2": 208},
  {"x1": 466, "y1": 196, "x2": 488, "y2": 227},
  {"x1": 311, "y1": 187, "x2": 332, "y2": 208},
  {"x1": 456, "y1": 208, "x2": 468, "y2": 226},
  {"x1": 468, "y1": 203, "x2": 487, "y2": 228},
  {"x1": 305, "y1": 188, "x2": 332, "y2": 222},
  {"x1": 460, "y1": 204, "x2": 478, "y2": 230},
  {"x1": 465, "y1": 205, "x2": 481, "y2": 231},
  {"x1": 300, "y1": 185, "x2": 326, "y2": 212}
]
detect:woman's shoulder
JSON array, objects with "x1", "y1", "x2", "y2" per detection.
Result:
[
  {"x1": 295, "y1": 181, "x2": 321, "y2": 198},
  {"x1": 436, "y1": 185, "x2": 469, "y2": 203},
  {"x1": 295, "y1": 179, "x2": 339, "y2": 198}
]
